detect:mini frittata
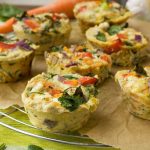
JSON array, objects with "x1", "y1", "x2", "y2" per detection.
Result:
[
  {"x1": 115, "y1": 65, "x2": 150, "y2": 120},
  {"x1": 45, "y1": 45, "x2": 112, "y2": 83},
  {"x1": 74, "y1": 1, "x2": 131, "y2": 32},
  {"x1": 22, "y1": 73, "x2": 99, "y2": 133},
  {"x1": 13, "y1": 13, "x2": 71, "y2": 55},
  {"x1": 86, "y1": 22, "x2": 148, "y2": 66},
  {"x1": 0, "y1": 33, "x2": 35, "y2": 83}
]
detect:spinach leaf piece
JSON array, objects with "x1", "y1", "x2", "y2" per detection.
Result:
[
  {"x1": 0, "y1": 34, "x2": 5, "y2": 42},
  {"x1": 124, "y1": 41, "x2": 133, "y2": 46},
  {"x1": 133, "y1": 64, "x2": 148, "y2": 76},
  {"x1": 82, "y1": 48, "x2": 87, "y2": 52},
  {"x1": 0, "y1": 143, "x2": 7, "y2": 150},
  {"x1": 0, "y1": 4, "x2": 23, "y2": 21},
  {"x1": 28, "y1": 145, "x2": 44, "y2": 150},
  {"x1": 51, "y1": 46, "x2": 62, "y2": 52},
  {"x1": 108, "y1": 25, "x2": 122, "y2": 35},
  {"x1": 96, "y1": 32, "x2": 106, "y2": 42},
  {"x1": 58, "y1": 86, "x2": 87, "y2": 111},
  {"x1": 122, "y1": 22, "x2": 129, "y2": 28},
  {"x1": 63, "y1": 75, "x2": 78, "y2": 80},
  {"x1": 16, "y1": 11, "x2": 27, "y2": 20}
]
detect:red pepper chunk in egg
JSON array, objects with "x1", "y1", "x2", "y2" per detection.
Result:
[{"x1": 79, "y1": 77, "x2": 97, "y2": 86}]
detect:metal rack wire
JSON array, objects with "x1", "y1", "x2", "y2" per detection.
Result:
[{"x1": 0, "y1": 105, "x2": 112, "y2": 148}]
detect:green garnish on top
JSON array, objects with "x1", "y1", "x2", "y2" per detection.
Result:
[
  {"x1": 63, "y1": 75, "x2": 78, "y2": 80},
  {"x1": 108, "y1": 23, "x2": 128, "y2": 36},
  {"x1": 44, "y1": 73, "x2": 57, "y2": 80},
  {"x1": 58, "y1": 86, "x2": 87, "y2": 111},
  {"x1": 51, "y1": 46, "x2": 62, "y2": 52},
  {"x1": 96, "y1": 31, "x2": 106, "y2": 42},
  {"x1": 108, "y1": 25, "x2": 122, "y2": 35},
  {"x1": 0, "y1": 35, "x2": 5, "y2": 42},
  {"x1": 124, "y1": 41, "x2": 133, "y2": 46},
  {"x1": 133, "y1": 64, "x2": 148, "y2": 77}
]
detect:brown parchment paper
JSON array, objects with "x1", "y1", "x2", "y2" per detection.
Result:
[
  {"x1": 79, "y1": 19, "x2": 150, "y2": 150},
  {"x1": 0, "y1": 19, "x2": 150, "y2": 150}
]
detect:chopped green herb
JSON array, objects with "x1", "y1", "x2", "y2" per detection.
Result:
[
  {"x1": 43, "y1": 24, "x2": 51, "y2": 33},
  {"x1": 108, "y1": 25, "x2": 122, "y2": 35},
  {"x1": 51, "y1": 46, "x2": 61, "y2": 52},
  {"x1": 96, "y1": 32, "x2": 106, "y2": 42},
  {"x1": 133, "y1": 64, "x2": 148, "y2": 76},
  {"x1": 63, "y1": 75, "x2": 78, "y2": 80},
  {"x1": 53, "y1": 20, "x2": 61, "y2": 28},
  {"x1": 82, "y1": 48, "x2": 87, "y2": 52},
  {"x1": 52, "y1": 29, "x2": 59, "y2": 33},
  {"x1": 0, "y1": 35, "x2": 5, "y2": 42},
  {"x1": 16, "y1": 11, "x2": 27, "y2": 20},
  {"x1": 0, "y1": 4, "x2": 23, "y2": 21},
  {"x1": 122, "y1": 22, "x2": 129, "y2": 28},
  {"x1": 0, "y1": 143, "x2": 6, "y2": 150},
  {"x1": 86, "y1": 85, "x2": 97, "y2": 96},
  {"x1": 58, "y1": 86, "x2": 86, "y2": 111},
  {"x1": 26, "y1": 88, "x2": 44, "y2": 96},
  {"x1": 44, "y1": 73, "x2": 57, "y2": 80},
  {"x1": 28, "y1": 144, "x2": 44, "y2": 150},
  {"x1": 124, "y1": 41, "x2": 133, "y2": 46}
]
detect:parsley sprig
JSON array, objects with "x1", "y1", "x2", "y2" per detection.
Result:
[{"x1": 58, "y1": 86, "x2": 87, "y2": 111}]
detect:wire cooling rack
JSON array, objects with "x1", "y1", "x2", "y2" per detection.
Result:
[{"x1": 0, "y1": 105, "x2": 112, "y2": 148}]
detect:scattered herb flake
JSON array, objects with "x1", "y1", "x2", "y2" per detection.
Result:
[
  {"x1": 44, "y1": 73, "x2": 57, "y2": 80},
  {"x1": 124, "y1": 41, "x2": 133, "y2": 46},
  {"x1": 51, "y1": 46, "x2": 61, "y2": 52},
  {"x1": 133, "y1": 64, "x2": 148, "y2": 77},
  {"x1": 63, "y1": 75, "x2": 78, "y2": 80},
  {"x1": 96, "y1": 32, "x2": 106, "y2": 42},
  {"x1": 0, "y1": 35, "x2": 5, "y2": 42}
]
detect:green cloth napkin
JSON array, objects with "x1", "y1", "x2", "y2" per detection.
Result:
[{"x1": 0, "y1": 108, "x2": 119, "y2": 150}]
